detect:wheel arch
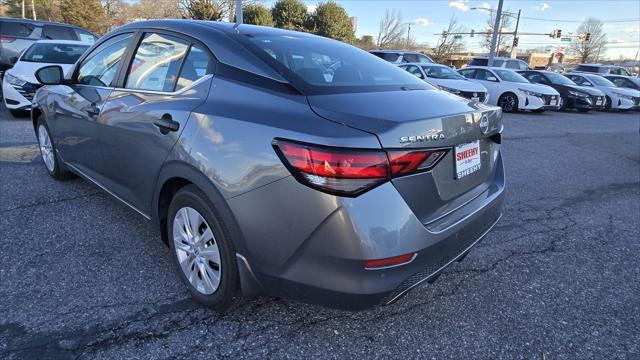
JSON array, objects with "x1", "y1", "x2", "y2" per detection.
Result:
[
  {"x1": 498, "y1": 91, "x2": 519, "y2": 111},
  {"x1": 153, "y1": 160, "x2": 264, "y2": 296}
]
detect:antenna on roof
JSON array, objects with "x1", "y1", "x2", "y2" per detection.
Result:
[{"x1": 234, "y1": 0, "x2": 243, "y2": 29}]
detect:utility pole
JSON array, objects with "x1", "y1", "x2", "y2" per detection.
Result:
[
  {"x1": 235, "y1": 0, "x2": 243, "y2": 25},
  {"x1": 406, "y1": 23, "x2": 412, "y2": 49},
  {"x1": 21, "y1": 0, "x2": 25, "y2": 18},
  {"x1": 31, "y1": 0, "x2": 36, "y2": 20},
  {"x1": 510, "y1": 9, "x2": 521, "y2": 58},
  {"x1": 488, "y1": 0, "x2": 504, "y2": 66}
]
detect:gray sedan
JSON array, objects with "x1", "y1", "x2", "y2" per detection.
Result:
[{"x1": 31, "y1": 20, "x2": 505, "y2": 311}]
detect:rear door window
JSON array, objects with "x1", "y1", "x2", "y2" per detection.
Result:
[
  {"x1": 371, "y1": 52, "x2": 400, "y2": 62},
  {"x1": 405, "y1": 65, "x2": 424, "y2": 79},
  {"x1": 469, "y1": 58, "x2": 488, "y2": 66},
  {"x1": 0, "y1": 21, "x2": 35, "y2": 37},
  {"x1": 458, "y1": 69, "x2": 476, "y2": 78},
  {"x1": 175, "y1": 45, "x2": 213, "y2": 91},
  {"x1": 125, "y1": 32, "x2": 190, "y2": 92},
  {"x1": 417, "y1": 54, "x2": 433, "y2": 63},
  {"x1": 77, "y1": 33, "x2": 133, "y2": 87},
  {"x1": 42, "y1": 25, "x2": 76, "y2": 40},
  {"x1": 401, "y1": 53, "x2": 419, "y2": 63}
]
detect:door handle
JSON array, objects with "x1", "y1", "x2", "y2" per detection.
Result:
[{"x1": 153, "y1": 114, "x2": 180, "y2": 134}]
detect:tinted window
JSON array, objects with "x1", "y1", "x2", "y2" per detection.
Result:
[
  {"x1": 524, "y1": 72, "x2": 546, "y2": 84},
  {"x1": 74, "y1": 29, "x2": 97, "y2": 43},
  {"x1": 175, "y1": 45, "x2": 213, "y2": 91},
  {"x1": 575, "y1": 65, "x2": 606, "y2": 74},
  {"x1": 125, "y1": 33, "x2": 190, "y2": 92},
  {"x1": 42, "y1": 25, "x2": 75, "y2": 40},
  {"x1": 0, "y1": 22, "x2": 35, "y2": 37},
  {"x1": 21, "y1": 43, "x2": 89, "y2": 64},
  {"x1": 469, "y1": 58, "x2": 488, "y2": 66},
  {"x1": 587, "y1": 75, "x2": 615, "y2": 87},
  {"x1": 506, "y1": 61, "x2": 520, "y2": 69},
  {"x1": 402, "y1": 53, "x2": 419, "y2": 63},
  {"x1": 567, "y1": 75, "x2": 591, "y2": 86},
  {"x1": 246, "y1": 35, "x2": 426, "y2": 92},
  {"x1": 371, "y1": 52, "x2": 400, "y2": 62},
  {"x1": 77, "y1": 33, "x2": 132, "y2": 86},
  {"x1": 475, "y1": 69, "x2": 498, "y2": 81}
]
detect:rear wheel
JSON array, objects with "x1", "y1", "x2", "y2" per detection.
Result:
[
  {"x1": 36, "y1": 117, "x2": 73, "y2": 180},
  {"x1": 498, "y1": 93, "x2": 518, "y2": 112},
  {"x1": 168, "y1": 185, "x2": 240, "y2": 311},
  {"x1": 9, "y1": 109, "x2": 29, "y2": 118},
  {"x1": 605, "y1": 96, "x2": 612, "y2": 111}
]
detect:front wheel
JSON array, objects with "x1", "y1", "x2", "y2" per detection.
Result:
[
  {"x1": 558, "y1": 96, "x2": 567, "y2": 111},
  {"x1": 36, "y1": 117, "x2": 73, "y2": 180},
  {"x1": 604, "y1": 96, "x2": 612, "y2": 111},
  {"x1": 168, "y1": 185, "x2": 240, "y2": 311},
  {"x1": 498, "y1": 93, "x2": 519, "y2": 112}
]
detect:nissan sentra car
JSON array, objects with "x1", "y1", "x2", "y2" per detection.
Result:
[{"x1": 31, "y1": 20, "x2": 505, "y2": 311}]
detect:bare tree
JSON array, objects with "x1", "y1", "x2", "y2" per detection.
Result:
[
  {"x1": 376, "y1": 9, "x2": 406, "y2": 49},
  {"x1": 482, "y1": 10, "x2": 513, "y2": 55},
  {"x1": 570, "y1": 17, "x2": 607, "y2": 63},
  {"x1": 430, "y1": 16, "x2": 465, "y2": 63}
]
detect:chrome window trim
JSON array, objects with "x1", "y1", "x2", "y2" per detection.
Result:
[{"x1": 74, "y1": 74, "x2": 213, "y2": 96}]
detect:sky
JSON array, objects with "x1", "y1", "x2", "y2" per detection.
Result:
[{"x1": 264, "y1": 0, "x2": 640, "y2": 59}]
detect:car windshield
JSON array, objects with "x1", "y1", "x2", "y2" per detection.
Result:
[
  {"x1": 587, "y1": 75, "x2": 615, "y2": 87},
  {"x1": 422, "y1": 65, "x2": 464, "y2": 80},
  {"x1": 243, "y1": 34, "x2": 427, "y2": 94},
  {"x1": 494, "y1": 69, "x2": 529, "y2": 83},
  {"x1": 546, "y1": 72, "x2": 575, "y2": 85},
  {"x1": 22, "y1": 43, "x2": 89, "y2": 64}
]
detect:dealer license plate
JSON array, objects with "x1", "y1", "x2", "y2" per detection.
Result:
[{"x1": 455, "y1": 140, "x2": 481, "y2": 179}]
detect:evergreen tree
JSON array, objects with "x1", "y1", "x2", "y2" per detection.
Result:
[
  {"x1": 60, "y1": 0, "x2": 108, "y2": 34},
  {"x1": 243, "y1": 3, "x2": 274, "y2": 27},
  {"x1": 271, "y1": 0, "x2": 308, "y2": 31},
  {"x1": 311, "y1": 1, "x2": 355, "y2": 43},
  {"x1": 181, "y1": 0, "x2": 224, "y2": 21}
]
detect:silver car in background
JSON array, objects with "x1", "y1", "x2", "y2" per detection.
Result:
[{"x1": 32, "y1": 20, "x2": 505, "y2": 311}]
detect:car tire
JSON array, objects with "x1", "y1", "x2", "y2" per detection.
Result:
[
  {"x1": 36, "y1": 116, "x2": 73, "y2": 180},
  {"x1": 167, "y1": 185, "x2": 241, "y2": 312},
  {"x1": 498, "y1": 93, "x2": 518, "y2": 112},
  {"x1": 558, "y1": 96, "x2": 567, "y2": 111},
  {"x1": 9, "y1": 109, "x2": 30, "y2": 118},
  {"x1": 604, "y1": 96, "x2": 612, "y2": 111},
  {"x1": 532, "y1": 109, "x2": 545, "y2": 113}
]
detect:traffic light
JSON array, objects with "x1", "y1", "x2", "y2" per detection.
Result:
[
  {"x1": 470, "y1": 29, "x2": 475, "y2": 38},
  {"x1": 550, "y1": 30, "x2": 556, "y2": 38},
  {"x1": 442, "y1": 30, "x2": 448, "y2": 37},
  {"x1": 513, "y1": 37, "x2": 519, "y2": 47},
  {"x1": 550, "y1": 29, "x2": 562, "y2": 39},
  {"x1": 585, "y1": 32, "x2": 591, "y2": 42},
  {"x1": 556, "y1": 29, "x2": 562, "y2": 38}
]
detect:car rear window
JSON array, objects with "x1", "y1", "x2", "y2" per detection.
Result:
[
  {"x1": 575, "y1": 65, "x2": 606, "y2": 74},
  {"x1": 244, "y1": 34, "x2": 427, "y2": 94},
  {"x1": 469, "y1": 58, "x2": 488, "y2": 66},
  {"x1": 21, "y1": 43, "x2": 89, "y2": 64},
  {"x1": 0, "y1": 21, "x2": 35, "y2": 37},
  {"x1": 370, "y1": 52, "x2": 400, "y2": 62}
]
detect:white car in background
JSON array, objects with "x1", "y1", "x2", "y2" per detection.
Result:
[
  {"x1": 398, "y1": 63, "x2": 489, "y2": 103},
  {"x1": 565, "y1": 72, "x2": 640, "y2": 111},
  {"x1": 458, "y1": 66, "x2": 560, "y2": 112},
  {"x1": 2, "y1": 40, "x2": 90, "y2": 117}
]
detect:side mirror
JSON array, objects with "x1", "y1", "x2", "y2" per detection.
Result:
[
  {"x1": 9, "y1": 57, "x2": 18, "y2": 65},
  {"x1": 35, "y1": 65, "x2": 64, "y2": 85}
]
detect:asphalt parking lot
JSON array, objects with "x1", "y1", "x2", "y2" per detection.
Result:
[{"x1": 0, "y1": 104, "x2": 638, "y2": 359}]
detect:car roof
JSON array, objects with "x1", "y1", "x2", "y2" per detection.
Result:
[
  {"x1": 370, "y1": 50, "x2": 422, "y2": 54},
  {"x1": 0, "y1": 16, "x2": 89, "y2": 30},
  {"x1": 400, "y1": 62, "x2": 445, "y2": 67},
  {"x1": 33, "y1": 39, "x2": 92, "y2": 45}
]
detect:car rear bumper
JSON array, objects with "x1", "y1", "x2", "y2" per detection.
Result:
[{"x1": 229, "y1": 151, "x2": 506, "y2": 310}]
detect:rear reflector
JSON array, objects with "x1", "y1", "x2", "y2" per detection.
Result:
[
  {"x1": 365, "y1": 253, "x2": 417, "y2": 270},
  {"x1": 273, "y1": 139, "x2": 447, "y2": 197},
  {"x1": 0, "y1": 37, "x2": 15, "y2": 43}
]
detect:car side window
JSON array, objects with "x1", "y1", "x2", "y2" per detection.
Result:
[
  {"x1": 459, "y1": 69, "x2": 475, "y2": 78},
  {"x1": 0, "y1": 22, "x2": 35, "y2": 37},
  {"x1": 475, "y1": 69, "x2": 497, "y2": 81},
  {"x1": 417, "y1": 55, "x2": 432, "y2": 64},
  {"x1": 402, "y1": 53, "x2": 419, "y2": 63},
  {"x1": 74, "y1": 29, "x2": 97, "y2": 43},
  {"x1": 517, "y1": 61, "x2": 528, "y2": 71},
  {"x1": 506, "y1": 61, "x2": 520, "y2": 69},
  {"x1": 77, "y1": 33, "x2": 133, "y2": 87},
  {"x1": 405, "y1": 65, "x2": 424, "y2": 79},
  {"x1": 175, "y1": 45, "x2": 213, "y2": 91},
  {"x1": 42, "y1": 25, "x2": 75, "y2": 40},
  {"x1": 125, "y1": 33, "x2": 190, "y2": 92}
]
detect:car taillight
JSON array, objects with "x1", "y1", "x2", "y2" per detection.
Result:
[
  {"x1": 0, "y1": 37, "x2": 15, "y2": 43},
  {"x1": 273, "y1": 139, "x2": 447, "y2": 197}
]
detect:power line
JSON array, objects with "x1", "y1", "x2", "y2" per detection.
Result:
[{"x1": 471, "y1": 8, "x2": 639, "y2": 23}]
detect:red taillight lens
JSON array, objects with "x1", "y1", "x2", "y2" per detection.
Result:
[
  {"x1": 0, "y1": 37, "x2": 15, "y2": 43},
  {"x1": 273, "y1": 139, "x2": 447, "y2": 197},
  {"x1": 365, "y1": 253, "x2": 417, "y2": 270}
]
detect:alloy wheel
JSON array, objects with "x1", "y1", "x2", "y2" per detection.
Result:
[
  {"x1": 172, "y1": 207, "x2": 221, "y2": 295},
  {"x1": 499, "y1": 94, "x2": 517, "y2": 112},
  {"x1": 38, "y1": 125, "x2": 55, "y2": 172}
]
